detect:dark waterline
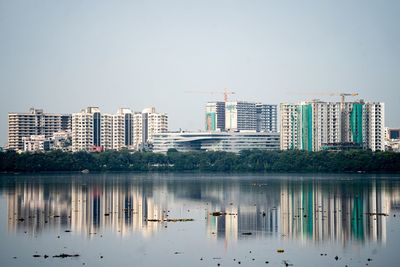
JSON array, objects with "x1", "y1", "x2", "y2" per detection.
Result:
[{"x1": 0, "y1": 173, "x2": 400, "y2": 267}]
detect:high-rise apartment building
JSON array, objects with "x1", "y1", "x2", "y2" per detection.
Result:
[
  {"x1": 225, "y1": 101, "x2": 257, "y2": 131},
  {"x1": 222, "y1": 101, "x2": 278, "y2": 133},
  {"x1": 297, "y1": 101, "x2": 341, "y2": 151},
  {"x1": 280, "y1": 103, "x2": 300, "y2": 150},
  {"x1": 279, "y1": 100, "x2": 385, "y2": 151},
  {"x1": 133, "y1": 107, "x2": 168, "y2": 150},
  {"x1": 363, "y1": 102, "x2": 385, "y2": 151},
  {"x1": 205, "y1": 101, "x2": 225, "y2": 131},
  {"x1": 71, "y1": 107, "x2": 113, "y2": 152},
  {"x1": 112, "y1": 108, "x2": 134, "y2": 150},
  {"x1": 7, "y1": 108, "x2": 71, "y2": 151},
  {"x1": 256, "y1": 103, "x2": 277, "y2": 132}
]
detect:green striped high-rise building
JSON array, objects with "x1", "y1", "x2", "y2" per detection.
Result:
[{"x1": 280, "y1": 100, "x2": 384, "y2": 151}]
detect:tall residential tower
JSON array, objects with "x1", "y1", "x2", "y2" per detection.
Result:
[
  {"x1": 71, "y1": 107, "x2": 113, "y2": 152},
  {"x1": 7, "y1": 108, "x2": 71, "y2": 151},
  {"x1": 133, "y1": 107, "x2": 168, "y2": 150}
]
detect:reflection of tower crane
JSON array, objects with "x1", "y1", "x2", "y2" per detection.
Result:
[{"x1": 185, "y1": 88, "x2": 236, "y2": 102}]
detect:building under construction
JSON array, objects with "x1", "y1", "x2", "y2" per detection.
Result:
[{"x1": 280, "y1": 99, "x2": 385, "y2": 151}]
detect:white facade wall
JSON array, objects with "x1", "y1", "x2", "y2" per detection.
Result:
[
  {"x1": 133, "y1": 108, "x2": 168, "y2": 150},
  {"x1": 22, "y1": 135, "x2": 53, "y2": 152},
  {"x1": 363, "y1": 103, "x2": 385, "y2": 151},
  {"x1": 71, "y1": 108, "x2": 99, "y2": 152},
  {"x1": 112, "y1": 108, "x2": 134, "y2": 150},
  {"x1": 133, "y1": 113, "x2": 143, "y2": 149},
  {"x1": 280, "y1": 103, "x2": 299, "y2": 150},
  {"x1": 101, "y1": 114, "x2": 113, "y2": 150},
  {"x1": 311, "y1": 102, "x2": 341, "y2": 151}
]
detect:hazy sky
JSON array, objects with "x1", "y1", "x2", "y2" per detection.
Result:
[{"x1": 0, "y1": 0, "x2": 399, "y2": 146}]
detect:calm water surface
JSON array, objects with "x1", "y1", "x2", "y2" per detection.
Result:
[{"x1": 0, "y1": 173, "x2": 399, "y2": 267}]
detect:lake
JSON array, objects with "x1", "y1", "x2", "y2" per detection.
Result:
[{"x1": 0, "y1": 173, "x2": 399, "y2": 267}]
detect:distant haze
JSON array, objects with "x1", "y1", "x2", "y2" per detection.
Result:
[{"x1": 1, "y1": 0, "x2": 399, "y2": 146}]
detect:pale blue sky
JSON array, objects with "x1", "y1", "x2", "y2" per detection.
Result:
[{"x1": 0, "y1": 0, "x2": 399, "y2": 146}]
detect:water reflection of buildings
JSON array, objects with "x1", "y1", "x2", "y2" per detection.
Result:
[
  {"x1": 203, "y1": 179, "x2": 399, "y2": 246},
  {"x1": 280, "y1": 180, "x2": 394, "y2": 244},
  {"x1": 8, "y1": 180, "x2": 168, "y2": 237},
  {"x1": 5, "y1": 176, "x2": 400, "y2": 246},
  {"x1": 204, "y1": 183, "x2": 280, "y2": 242}
]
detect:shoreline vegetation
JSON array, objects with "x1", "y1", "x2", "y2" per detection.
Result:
[{"x1": 1, "y1": 149, "x2": 400, "y2": 173}]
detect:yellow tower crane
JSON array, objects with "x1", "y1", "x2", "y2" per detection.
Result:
[
  {"x1": 185, "y1": 88, "x2": 236, "y2": 102},
  {"x1": 340, "y1": 93, "x2": 359, "y2": 107}
]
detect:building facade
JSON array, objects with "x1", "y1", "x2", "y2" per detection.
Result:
[
  {"x1": 71, "y1": 107, "x2": 114, "y2": 152},
  {"x1": 256, "y1": 103, "x2": 277, "y2": 132},
  {"x1": 7, "y1": 108, "x2": 71, "y2": 151},
  {"x1": 362, "y1": 102, "x2": 385, "y2": 151},
  {"x1": 212, "y1": 101, "x2": 277, "y2": 133},
  {"x1": 205, "y1": 101, "x2": 226, "y2": 131},
  {"x1": 152, "y1": 131, "x2": 280, "y2": 153},
  {"x1": 280, "y1": 103, "x2": 300, "y2": 150},
  {"x1": 279, "y1": 100, "x2": 385, "y2": 151},
  {"x1": 386, "y1": 128, "x2": 400, "y2": 140},
  {"x1": 133, "y1": 107, "x2": 168, "y2": 150},
  {"x1": 112, "y1": 108, "x2": 134, "y2": 150},
  {"x1": 225, "y1": 101, "x2": 257, "y2": 131},
  {"x1": 22, "y1": 135, "x2": 53, "y2": 152}
]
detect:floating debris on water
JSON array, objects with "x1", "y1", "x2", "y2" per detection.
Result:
[
  {"x1": 366, "y1": 212, "x2": 388, "y2": 216},
  {"x1": 211, "y1": 212, "x2": 226, "y2": 216},
  {"x1": 282, "y1": 260, "x2": 293, "y2": 266},
  {"x1": 145, "y1": 218, "x2": 194, "y2": 222},
  {"x1": 53, "y1": 253, "x2": 80, "y2": 258}
]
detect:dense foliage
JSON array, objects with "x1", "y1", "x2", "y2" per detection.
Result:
[{"x1": 1, "y1": 149, "x2": 400, "y2": 173}]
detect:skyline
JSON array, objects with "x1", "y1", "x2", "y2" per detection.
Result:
[{"x1": 1, "y1": 0, "x2": 400, "y2": 146}]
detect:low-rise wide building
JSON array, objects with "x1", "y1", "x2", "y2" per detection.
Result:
[{"x1": 152, "y1": 131, "x2": 280, "y2": 153}]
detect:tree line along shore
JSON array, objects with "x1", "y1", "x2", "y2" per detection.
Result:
[{"x1": 1, "y1": 149, "x2": 400, "y2": 173}]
